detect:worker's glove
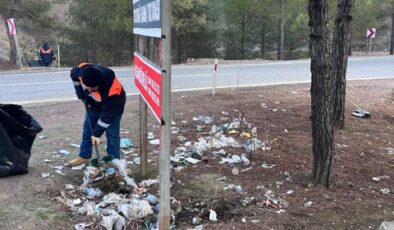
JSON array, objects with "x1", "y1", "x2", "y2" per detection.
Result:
[{"x1": 91, "y1": 136, "x2": 101, "y2": 146}]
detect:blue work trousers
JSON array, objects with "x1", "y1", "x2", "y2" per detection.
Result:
[{"x1": 79, "y1": 109, "x2": 121, "y2": 159}]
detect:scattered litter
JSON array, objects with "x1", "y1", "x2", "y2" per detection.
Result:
[
  {"x1": 106, "y1": 167, "x2": 115, "y2": 176},
  {"x1": 261, "y1": 162, "x2": 275, "y2": 169},
  {"x1": 242, "y1": 217, "x2": 246, "y2": 223},
  {"x1": 192, "y1": 217, "x2": 202, "y2": 225},
  {"x1": 251, "y1": 220, "x2": 260, "y2": 224},
  {"x1": 148, "y1": 132, "x2": 155, "y2": 140},
  {"x1": 286, "y1": 190, "x2": 294, "y2": 195},
  {"x1": 185, "y1": 157, "x2": 201, "y2": 164},
  {"x1": 191, "y1": 225, "x2": 204, "y2": 230},
  {"x1": 229, "y1": 129, "x2": 239, "y2": 134},
  {"x1": 304, "y1": 201, "x2": 313, "y2": 207},
  {"x1": 241, "y1": 167, "x2": 253, "y2": 173},
  {"x1": 291, "y1": 91, "x2": 298, "y2": 94},
  {"x1": 38, "y1": 135, "x2": 46, "y2": 139},
  {"x1": 44, "y1": 159, "x2": 51, "y2": 163},
  {"x1": 140, "y1": 179, "x2": 159, "y2": 187},
  {"x1": 284, "y1": 129, "x2": 288, "y2": 133},
  {"x1": 72, "y1": 164, "x2": 85, "y2": 170},
  {"x1": 83, "y1": 187, "x2": 103, "y2": 198},
  {"x1": 73, "y1": 223, "x2": 91, "y2": 230},
  {"x1": 101, "y1": 209, "x2": 126, "y2": 230},
  {"x1": 70, "y1": 143, "x2": 81, "y2": 148},
  {"x1": 65, "y1": 184, "x2": 75, "y2": 190},
  {"x1": 241, "y1": 154, "x2": 250, "y2": 165},
  {"x1": 149, "y1": 139, "x2": 160, "y2": 145},
  {"x1": 262, "y1": 190, "x2": 289, "y2": 209},
  {"x1": 216, "y1": 176, "x2": 227, "y2": 181},
  {"x1": 193, "y1": 115, "x2": 213, "y2": 124},
  {"x1": 351, "y1": 109, "x2": 371, "y2": 119},
  {"x1": 372, "y1": 175, "x2": 390, "y2": 182},
  {"x1": 59, "y1": 149, "x2": 71, "y2": 156},
  {"x1": 244, "y1": 138, "x2": 265, "y2": 152},
  {"x1": 55, "y1": 169, "x2": 66, "y2": 175},
  {"x1": 178, "y1": 135, "x2": 187, "y2": 142},
  {"x1": 383, "y1": 148, "x2": 394, "y2": 155},
  {"x1": 276, "y1": 209, "x2": 286, "y2": 214},
  {"x1": 232, "y1": 167, "x2": 239, "y2": 175},
  {"x1": 380, "y1": 188, "x2": 390, "y2": 194},
  {"x1": 112, "y1": 159, "x2": 137, "y2": 187},
  {"x1": 209, "y1": 210, "x2": 218, "y2": 221},
  {"x1": 220, "y1": 155, "x2": 242, "y2": 164},
  {"x1": 224, "y1": 184, "x2": 243, "y2": 193},
  {"x1": 120, "y1": 130, "x2": 130, "y2": 134},
  {"x1": 78, "y1": 201, "x2": 96, "y2": 216},
  {"x1": 133, "y1": 157, "x2": 141, "y2": 165},
  {"x1": 118, "y1": 198, "x2": 153, "y2": 220},
  {"x1": 73, "y1": 198, "x2": 82, "y2": 205},
  {"x1": 379, "y1": 221, "x2": 394, "y2": 230},
  {"x1": 121, "y1": 149, "x2": 133, "y2": 155},
  {"x1": 41, "y1": 173, "x2": 50, "y2": 178},
  {"x1": 120, "y1": 138, "x2": 133, "y2": 148},
  {"x1": 241, "y1": 131, "x2": 252, "y2": 138},
  {"x1": 171, "y1": 127, "x2": 180, "y2": 134},
  {"x1": 145, "y1": 193, "x2": 158, "y2": 206}
]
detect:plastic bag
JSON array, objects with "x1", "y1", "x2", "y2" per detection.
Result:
[{"x1": 0, "y1": 104, "x2": 42, "y2": 177}]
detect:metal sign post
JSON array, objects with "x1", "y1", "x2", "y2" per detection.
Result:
[
  {"x1": 366, "y1": 28, "x2": 376, "y2": 55},
  {"x1": 159, "y1": 0, "x2": 172, "y2": 228},
  {"x1": 133, "y1": 0, "x2": 172, "y2": 228}
]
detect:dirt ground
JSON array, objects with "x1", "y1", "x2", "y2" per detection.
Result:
[{"x1": 0, "y1": 79, "x2": 393, "y2": 230}]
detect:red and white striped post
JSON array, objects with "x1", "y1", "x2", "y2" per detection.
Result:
[
  {"x1": 7, "y1": 18, "x2": 22, "y2": 69},
  {"x1": 212, "y1": 58, "x2": 218, "y2": 96}
]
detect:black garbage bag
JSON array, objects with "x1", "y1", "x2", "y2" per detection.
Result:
[{"x1": 0, "y1": 104, "x2": 43, "y2": 177}]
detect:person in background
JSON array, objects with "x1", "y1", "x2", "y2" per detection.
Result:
[
  {"x1": 67, "y1": 63, "x2": 126, "y2": 166},
  {"x1": 39, "y1": 42, "x2": 55, "y2": 67}
]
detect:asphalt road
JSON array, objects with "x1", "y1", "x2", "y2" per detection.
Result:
[{"x1": 0, "y1": 56, "x2": 394, "y2": 104}]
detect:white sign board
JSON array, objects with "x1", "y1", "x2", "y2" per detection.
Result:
[{"x1": 133, "y1": 0, "x2": 161, "y2": 38}]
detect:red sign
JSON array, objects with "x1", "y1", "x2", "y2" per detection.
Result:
[
  {"x1": 7, "y1": 18, "x2": 16, "y2": 35},
  {"x1": 366, "y1": 28, "x2": 376, "y2": 38},
  {"x1": 134, "y1": 52, "x2": 162, "y2": 123}
]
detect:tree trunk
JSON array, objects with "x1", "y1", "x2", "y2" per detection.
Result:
[
  {"x1": 261, "y1": 25, "x2": 266, "y2": 58},
  {"x1": 308, "y1": 0, "x2": 336, "y2": 188},
  {"x1": 331, "y1": 0, "x2": 354, "y2": 129},
  {"x1": 241, "y1": 13, "x2": 245, "y2": 59},
  {"x1": 391, "y1": 12, "x2": 394, "y2": 55},
  {"x1": 277, "y1": 0, "x2": 285, "y2": 60}
]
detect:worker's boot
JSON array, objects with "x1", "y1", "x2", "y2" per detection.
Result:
[{"x1": 67, "y1": 156, "x2": 89, "y2": 167}]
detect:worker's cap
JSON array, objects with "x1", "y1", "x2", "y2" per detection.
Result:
[{"x1": 82, "y1": 66, "x2": 101, "y2": 87}]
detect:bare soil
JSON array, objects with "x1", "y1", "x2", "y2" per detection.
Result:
[{"x1": 0, "y1": 79, "x2": 393, "y2": 230}]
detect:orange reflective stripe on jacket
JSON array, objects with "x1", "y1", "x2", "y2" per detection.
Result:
[
  {"x1": 90, "y1": 91, "x2": 102, "y2": 102},
  {"x1": 108, "y1": 77, "x2": 123, "y2": 97}
]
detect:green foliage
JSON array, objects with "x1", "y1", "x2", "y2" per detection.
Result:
[
  {"x1": 172, "y1": 0, "x2": 213, "y2": 62},
  {"x1": 0, "y1": 0, "x2": 54, "y2": 62},
  {"x1": 63, "y1": 0, "x2": 132, "y2": 66}
]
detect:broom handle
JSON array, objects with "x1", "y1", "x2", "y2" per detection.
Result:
[
  {"x1": 84, "y1": 101, "x2": 100, "y2": 159},
  {"x1": 345, "y1": 97, "x2": 363, "y2": 111}
]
